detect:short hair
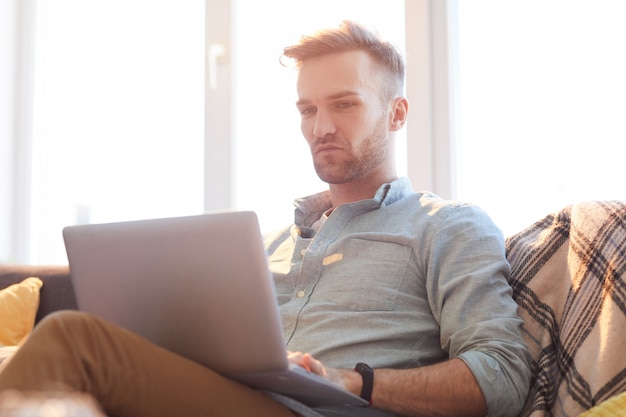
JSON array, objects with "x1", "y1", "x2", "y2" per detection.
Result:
[{"x1": 282, "y1": 20, "x2": 405, "y2": 103}]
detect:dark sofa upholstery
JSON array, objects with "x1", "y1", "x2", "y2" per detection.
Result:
[{"x1": 0, "y1": 264, "x2": 77, "y2": 323}]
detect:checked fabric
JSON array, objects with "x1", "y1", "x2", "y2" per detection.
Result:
[{"x1": 506, "y1": 200, "x2": 626, "y2": 417}]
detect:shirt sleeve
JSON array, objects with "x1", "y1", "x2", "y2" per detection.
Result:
[{"x1": 424, "y1": 202, "x2": 531, "y2": 417}]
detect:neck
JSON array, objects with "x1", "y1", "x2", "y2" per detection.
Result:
[{"x1": 328, "y1": 173, "x2": 398, "y2": 209}]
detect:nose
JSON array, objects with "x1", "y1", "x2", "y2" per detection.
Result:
[{"x1": 311, "y1": 109, "x2": 336, "y2": 139}]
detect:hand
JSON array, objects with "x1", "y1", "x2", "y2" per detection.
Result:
[
  {"x1": 287, "y1": 351, "x2": 332, "y2": 378},
  {"x1": 287, "y1": 351, "x2": 360, "y2": 394}
]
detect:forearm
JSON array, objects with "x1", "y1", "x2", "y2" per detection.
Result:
[{"x1": 344, "y1": 358, "x2": 487, "y2": 417}]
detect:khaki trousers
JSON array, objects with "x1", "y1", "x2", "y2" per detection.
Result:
[{"x1": 0, "y1": 311, "x2": 297, "y2": 417}]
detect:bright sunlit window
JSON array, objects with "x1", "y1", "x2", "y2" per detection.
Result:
[
  {"x1": 31, "y1": 0, "x2": 205, "y2": 263},
  {"x1": 456, "y1": 0, "x2": 626, "y2": 235},
  {"x1": 25, "y1": 0, "x2": 626, "y2": 263},
  {"x1": 28, "y1": 1, "x2": 405, "y2": 264}
]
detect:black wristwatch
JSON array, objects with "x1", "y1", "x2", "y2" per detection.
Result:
[{"x1": 354, "y1": 362, "x2": 374, "y2": 404}]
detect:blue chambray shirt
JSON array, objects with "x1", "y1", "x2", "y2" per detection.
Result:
[{"x1": 264, "y1": 177, "x2": 531, "y2": 417}]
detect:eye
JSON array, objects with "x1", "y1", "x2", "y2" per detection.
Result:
[
  {"x1": 298, "y1": 106, "x2": 316, "y2": 117},
  {"x1": 336, "y1": 101, "x2": 356, "y2": 110}
]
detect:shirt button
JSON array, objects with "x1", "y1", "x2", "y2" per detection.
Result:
[{"x1": 296, "y1": 290, "x2": 306, "y2": 298}]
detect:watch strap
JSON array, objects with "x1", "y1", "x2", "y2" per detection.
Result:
[{"x1": 354, "y1": 362, "x2": 374, "y2": 403}]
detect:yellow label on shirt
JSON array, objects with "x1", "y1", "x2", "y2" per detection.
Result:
[{"x1": 322, "y1": 253, "x2": 344, "y2": 266}]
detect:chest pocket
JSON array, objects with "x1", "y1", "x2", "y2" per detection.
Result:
[{"x1": 317, "y1": 238, "x2": 412, "y2": 311}]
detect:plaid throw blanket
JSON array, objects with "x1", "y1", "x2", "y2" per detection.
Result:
[{"x1": 505, "y1": 200, "x2": 626, "y2": 417}]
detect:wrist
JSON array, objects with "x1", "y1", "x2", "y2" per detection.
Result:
[{"x1": 340, "y1": 367, "x2": 361, "y2": 395}]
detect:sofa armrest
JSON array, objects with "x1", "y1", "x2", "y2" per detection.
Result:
[{"x1": 0, "y1": 265, "x2": 77, "y2": 323}]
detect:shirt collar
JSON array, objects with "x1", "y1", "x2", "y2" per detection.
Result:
[{"x1": 292, "y1": 177, "x2": 414, "y2": 228}]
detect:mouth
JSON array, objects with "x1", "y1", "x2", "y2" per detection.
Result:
[{"x1": 314, "y1": 144, "x2": 342, "y2": 155}]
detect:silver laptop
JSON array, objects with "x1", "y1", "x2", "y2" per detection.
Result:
[{"x1": 63, "y1": 211, "x2": 367, "y2": 407}]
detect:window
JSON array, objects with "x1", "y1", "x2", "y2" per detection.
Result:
[
  {"x1": 22, "y1": 1, "x2": 406, "y2": 263},
  {"x1": 20, "y1": 1, "x2": 623, "y2": 261},
  {"x1": 456, "y1": 1, "x2": 626, "y2": 235},
  {"x1": 30, "y1": 0, "x2": 205, "y2": 263}
]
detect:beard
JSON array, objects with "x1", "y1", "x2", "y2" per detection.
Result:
[{"x1": 312, "y1": 115, "x2": 390, "y2": 185}]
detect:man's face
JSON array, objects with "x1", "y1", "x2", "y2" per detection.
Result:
[{"x1": 295, "y1": 50, "x2": 394, "y2": 185}]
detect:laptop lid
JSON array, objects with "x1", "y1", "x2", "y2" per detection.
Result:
[
  {"x1": 64, "y1": 212, "x2": 287, "y2": 374},
  {"x1": 63, "y1": 211, "x2": 366, "y2": 407}
]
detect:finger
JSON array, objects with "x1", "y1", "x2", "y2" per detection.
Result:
[
  {"x1": 287, "y1": 351, "x2": 313, "y2": 371},
  {"x1": 301, "y1": 354, "x2": 326, "y2": 376}
]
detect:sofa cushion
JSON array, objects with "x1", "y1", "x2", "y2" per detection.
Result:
[
  {"x1": 579, "y1": 390, "x2": 626, "y2": 417},
  {"x1": 0, "y1": 265, "x2": 77, "y2": 322},
  {"x1": 0, "y1": 277, "x2": 43, "y2": 346}
]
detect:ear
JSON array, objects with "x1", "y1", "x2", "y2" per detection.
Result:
[{"x1": 389, "y1": 97, "x2": 409, "y2": 131}]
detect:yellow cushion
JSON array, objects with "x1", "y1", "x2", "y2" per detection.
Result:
[
  {"x1": 579, "y1": 391, "x2": 626, "y2": 417},
  {"x1": 0, "y1": 277, "x2": 43, "y2": 346}
]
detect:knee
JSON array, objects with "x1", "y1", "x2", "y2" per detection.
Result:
[
  {"x1": 5, "y1": 311, "x2": 99, "y2": 372},
  {"x1": 36, "y1": 310, "x2": 93, "y2": 328},
  {"x1": 30, "y1": 310, "x2": 96, "y2": 343}
]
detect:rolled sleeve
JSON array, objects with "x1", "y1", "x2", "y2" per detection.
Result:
[{"x1": 427, "y1": 203, "x2": 531, "y2": 417}]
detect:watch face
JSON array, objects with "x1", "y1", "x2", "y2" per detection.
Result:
[{"x1": 356, "y1": 363, "x2": 373, "y2": 374}]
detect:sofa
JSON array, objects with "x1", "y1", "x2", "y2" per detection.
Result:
[
  {"x1": 0, "y1": 264, "x2": 77, "y2": 324},
  {"x1": 1, "y1": 200, "x2": 625, "y2": 417}
]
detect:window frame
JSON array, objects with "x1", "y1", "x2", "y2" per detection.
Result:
[{"x1": 404, "y1": 0, "x2": 458, "y2": 199}]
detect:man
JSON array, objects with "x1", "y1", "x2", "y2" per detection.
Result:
[{"x1": 0, "y1": 21, "x2": 530, "y2": 417}]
